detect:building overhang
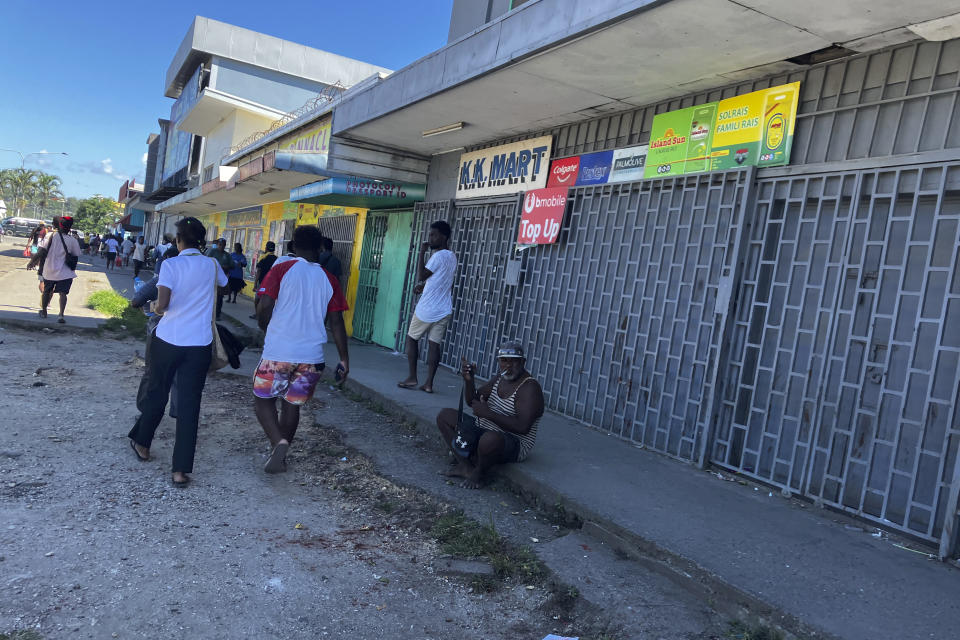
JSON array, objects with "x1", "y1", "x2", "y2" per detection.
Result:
[
  {"x1": 156, "y1": 151, "x2": 329, "y2": 216},
  {"x1": 290, "y1": 176, "x2": 425, "y2": 210},
  {"x1": 332, "y1": 0, "x2": 960, "y2": 156},
  {"x1": 177, "y1": 88, "x2": 285, "y2": 136}
]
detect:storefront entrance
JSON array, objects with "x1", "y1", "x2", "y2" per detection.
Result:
[{"x1": 353, "y1": 210, "x2": 414, "y2": 347}]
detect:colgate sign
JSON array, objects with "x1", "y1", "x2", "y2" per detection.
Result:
[
  {"x1": 517, "y1": 187, "x2": 568, "y2": 245},
  {"x1": 547, "y1": 156, "x2": 580, "y2": 187}
]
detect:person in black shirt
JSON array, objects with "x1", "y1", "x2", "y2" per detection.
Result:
[
  {"x1": 251, "y1": 241, "x2": 278, "y2": 318},
  {"x1": 318, "y1": 236, "x2": 342, "y2": 279}
]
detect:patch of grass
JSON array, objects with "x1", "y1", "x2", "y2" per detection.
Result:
[
  {"x1": 87, "y1": 289, "x2": 146, "y2": 336},
  {"x1": 431, "y1": 511, "x2": 501, "y2": 558},
  {"x1": 724, "y1": 620, "x2": 786, "y2": 640},
  {"x1": 0, "y1": 630, "x2": 43, "y2": 640},
  {"x1": 429, "y1": 510, "x2": 549, "y2": 586}
]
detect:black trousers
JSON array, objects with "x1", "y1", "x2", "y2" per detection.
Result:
[
  {"x1": 135, "y1": 330, "x2": 178, "y2": 419},
  {"x1": 133, "y1": 259, "x2": 143, "y2": 277},
  {"x1": 128, "y1": 335, "x2": 212, "y2": 473},
  {"x1": 216, "y1": 293, "x2": 224, "y2": 317}
]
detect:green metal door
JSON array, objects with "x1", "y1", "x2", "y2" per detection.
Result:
[
  {"x1": 352, "y1": 213, "x2": 388, "y2": 343},
  {"x1": 371, "y1": 211, "x2": 414, "y2": 348}
]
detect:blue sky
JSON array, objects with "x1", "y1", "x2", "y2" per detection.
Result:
[{"x1": 0, "y1": 0, "x2": 453, "y2": 199}]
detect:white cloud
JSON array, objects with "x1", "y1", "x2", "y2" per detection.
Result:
[
  {"x1": 97, "y1": 158, "x2": 129, "y2": 182},
  {"x1": 141, "y1": 152, "x2": 148, "y2": 166}
]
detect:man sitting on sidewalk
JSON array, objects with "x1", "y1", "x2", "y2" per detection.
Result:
[
  {"x1": 254, "y1": 225, "x2": 350, "y2": 474},
  {"x1": 436, "y1": 341, "x2": 544, "y2": 488}
]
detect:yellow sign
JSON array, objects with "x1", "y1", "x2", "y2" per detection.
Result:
[
  {"x1": 280, "y1": 117, "x2": 331, "y2": 153},
  {"x1": 710, "y1": 82, "x2": 800, "y2": 170}
]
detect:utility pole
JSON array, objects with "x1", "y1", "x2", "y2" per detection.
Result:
[{"x1": 0, "y1": 149, "x2": 68, "y2": 216}]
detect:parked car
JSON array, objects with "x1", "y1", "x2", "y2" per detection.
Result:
[{"x1": 3, "y1": 217, "x2": 46, "y2": 237}]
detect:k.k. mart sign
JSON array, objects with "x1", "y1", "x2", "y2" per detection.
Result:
[{"x1": 456, "y1": 135, "x2": 553, "y2": 199}]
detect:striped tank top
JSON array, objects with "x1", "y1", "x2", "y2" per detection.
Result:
[{"x1": 476, "y1": 375, "x2": 539, "y2": 461}]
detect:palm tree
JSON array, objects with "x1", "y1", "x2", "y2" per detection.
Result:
[
  {"x1": 35, "y1": 173, "x2": 64, "y2": 218},
  {"x1": 0, "y1": 168, "x2": 40, "y2": 216}
]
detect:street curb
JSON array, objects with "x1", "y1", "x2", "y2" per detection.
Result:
[
  {"x1": 0, "y1": 317, "x2": 103, "y2": 335},
  {"x1": 339, "y1": 375, "x2": 840, "y2": 640}
]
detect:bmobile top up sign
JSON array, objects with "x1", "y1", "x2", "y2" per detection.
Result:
[{"x1": 517, "y1": 187, "x2": 568, "y2": 246}]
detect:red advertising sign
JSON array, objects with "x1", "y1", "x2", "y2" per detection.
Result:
[
  {"x1": 517, "y1": 187, "x2": 568, "y2": 245},
  {"x1": 546, "y1": 156, "x2": 580, "y2": 187}
]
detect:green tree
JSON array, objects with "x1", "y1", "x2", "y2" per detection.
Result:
[
  {"x1": 34, "y1": 173, "x2": 64, "y2": 218},
  {"x1": 74, "y1": 196, "x2": 121, "y2": 233},
  {"x1": 0, "y1": 168, "x2": 40, "y2": 216}
]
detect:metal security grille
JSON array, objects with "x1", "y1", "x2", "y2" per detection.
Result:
[
  {"x1": 712, "y1": 162, "x2": 960, "y2": 545},
  {"x1": 500, "y1": 171, "x2": 751, "y2": 461},
  {"x1": 442, "y1": 196, "x2": 522, "y2": 377},
  {"x1": 397, "y1": 200, "x2": 454, "y2": 353},
  {"x1": 317, "y1": 214, "x2": 358, "y2": 292},
  {"x1": 353, "y1": 213, "x2": 388, "y2": 342}
]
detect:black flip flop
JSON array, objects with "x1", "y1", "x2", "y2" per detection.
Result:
[{"x1": 129, "y1": 439, "x2": 149, "y2": 462}]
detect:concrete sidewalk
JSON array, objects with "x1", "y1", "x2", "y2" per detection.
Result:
[
  {"x1": 212, "y1": 296, "x2": 960, "y2": 640},
  {"x1": 0, "y1": 246, "x2": 114, "y2": 330}
]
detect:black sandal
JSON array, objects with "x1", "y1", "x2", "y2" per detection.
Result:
[{"x1": 129, "y1": 439, "x2": 149, "y2": 461}]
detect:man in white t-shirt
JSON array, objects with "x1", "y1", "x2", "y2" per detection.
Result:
[
  {"x1": 397, "y1": 220, "x2": 457, "y2": 394},
  {"x1": 121, "y1": 235, "x2": 134, "y2": 266},
  {"x1": 103, "y1": 235, "x2": 120, "y2": 270},
  {"x1": 254, "y1": 225, "x2": 350, "y2": 474},
  {"x1": 38, "y1": 215, "x2": 81, "y2": 323}
]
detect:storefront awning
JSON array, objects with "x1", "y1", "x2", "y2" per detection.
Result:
[
  {"x1": 156, "y1": 151, "x2": 329, "y2": 216},
  {"x1": 290, "y1": 176, "x2": 425, "y2": 209}
]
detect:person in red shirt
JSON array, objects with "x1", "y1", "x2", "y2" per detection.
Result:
[{"x1": 254, "y1": 225, "x2": 350, "y2": 473}]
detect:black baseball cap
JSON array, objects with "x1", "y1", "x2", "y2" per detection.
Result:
[{"x1": 497, "y1": 341, "x2": 525, "y2": 359}]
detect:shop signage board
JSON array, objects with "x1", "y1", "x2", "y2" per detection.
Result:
[
  {"x1": 226, "y1": 206, "x2": 264, "y2": 228},
  {"x1": 280, "y1": 117, "x2": 332, "y2": 153},
  {"x1": 456, "y1": 135, "x2": 552, "y2": 199},
  {"x1": 608, "y1": 145, "x2": 649, "y2": 183},
  {"x1": 291, "y1": 177, "x2": 426, "y2": 209},
  {"x1": 282, "y1": 201, "x2": 299, "y2": 220},
  {"x1": 643, "y1": 82, "x2": 800, "y2": 178},
  {"x1": 575, "y1": 150, "x2": 614, "y2": 186},
  {"x1": 547, "y1": 156, "x2": 580, "y2": 187},
  {"x1": 516, "y1": 187, "x2": 568, "y2": 245}
]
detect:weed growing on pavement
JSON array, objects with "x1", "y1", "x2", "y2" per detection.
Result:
[
  {"x1": 724, "y1": 620, "x2": 786, "y2": 640},
  {"x1": 0, "y1": 630, "x2": 43, "y2": 640},
  {"x1": 430, "y1": 511, "x2": 548, "y2": 584},
  {"x1": 86, "y1": 289, "x2": 146, "y2": 336}
]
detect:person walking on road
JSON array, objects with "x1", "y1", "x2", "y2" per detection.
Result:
[
  {"x1": 254, "y1": 225, "x2": 350, "y2": 474},
  {"x1": 227, "y1": 242, "x2": 248, "y2": 303},
  {"x1": 121, "y1": 235, "x2": 134, "y2": 267},
  {"x1": 128, "y1": 217, "x2": 228, "y2": 487},
  {"x1": 37, "y1": 215, "x2": 82, "y2": 324},
  {"x1": 103, "y1": 235, "x2": 119, "y2": 270},
  {"x1": 250, "y1": 241, "x2": 278, "y2": 319},
  {"x1": 397, "y1": 220, "x2": 457, "y2": 394},
  {"x1": 131, "y1": 236, "x2": 147, "y2": 278},
  {"x1": 206, "y1": 238, "x2": 234, "y2": 320}
]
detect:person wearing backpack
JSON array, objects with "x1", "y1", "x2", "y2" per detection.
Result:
[{"x1": 37, "y1": 215, "x2": 81, "y2": 323}]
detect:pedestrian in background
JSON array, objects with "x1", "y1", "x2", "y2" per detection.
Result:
[
  {"x1": 250, "y1": 241, "x2": 278, "y2": 319},
  {"x1": 227, "y1": 242, "x2": 247, "y2": 303},
  {"x1": 205, "y1": 238, "x2": 234, "y2": 320},
  {"x1": 128, "y1": 217, "x2": 228, "y2": 487},
  {"x1": 318, "y1": 236, "x2": 342, "y2": 278},
  {"x1": 121, "y1": 235, "x2": 134, "y2": 267},
  {"x1": 132, "y1": 236, "x2": 146, "y2": 278},
  {"x1": 37, "y1": 215, "x2": 81, "y2": 324},
  {"x1": 103, "y1": 235, "x2": 119, "y2": 270}
]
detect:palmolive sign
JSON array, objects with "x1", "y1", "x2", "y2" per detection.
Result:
[{"x1": 517, "y1": 186, "x2": 568, "y2": 245}]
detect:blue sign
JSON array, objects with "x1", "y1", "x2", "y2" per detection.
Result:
[{"x1": 575, "y1": 150, "x2": 613, "y2": 186}]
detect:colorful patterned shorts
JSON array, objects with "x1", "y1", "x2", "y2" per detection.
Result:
[{"x1": 252, "y1": 359, "x2": 325, "y2": 405}]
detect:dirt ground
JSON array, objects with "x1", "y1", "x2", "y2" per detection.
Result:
[{"x1": 0, "y1": 246, "x2": 726, "y2": 640}]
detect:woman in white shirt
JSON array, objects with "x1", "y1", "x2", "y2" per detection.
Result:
[
  {"x1": 38, "y1": 215, "x2": 82, "y2": 323},
  {"x1": 131, "y1": 236, "x2": 147, "y2": 278},
  {"x1": 128, "y1": 217, "x2": 228, "y2": 487}
]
